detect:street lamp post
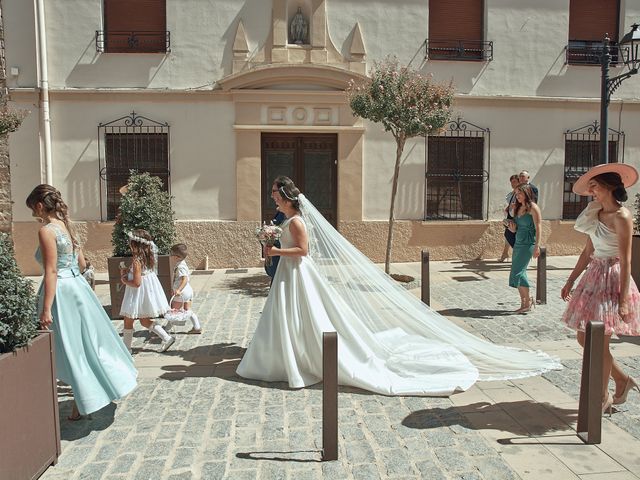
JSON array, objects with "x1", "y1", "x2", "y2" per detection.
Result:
[{"x1": 600, "y1": 24, "x2": 640, "y2": 164}]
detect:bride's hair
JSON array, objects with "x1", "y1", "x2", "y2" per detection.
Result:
[{"x1": 274, "y1": 175, "x2": 301, "y2": 210}]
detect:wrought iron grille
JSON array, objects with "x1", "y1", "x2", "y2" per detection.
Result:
[
  {"x1": 96, "y1": 30, "x2": 171, "y2": 53},
  {"x1": 563, "y1": 121, "x2": 624, "y2": 219},
  {"x1": 98, "y1": 112, "x2": 170, "y2": 221},
  {"x1": 425, "y1": 118, "x2": 490, "y2": 220},
  {"x1": 425, "y1": 40, "x2": 493, "y2": 61},
  {"x1": 565, "y1": 40, "x2": 621, "y2": 65}
]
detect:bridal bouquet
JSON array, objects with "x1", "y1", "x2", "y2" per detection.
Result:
[{"x1": 255, "y1": 222, "x2": 283, "y2": 267}]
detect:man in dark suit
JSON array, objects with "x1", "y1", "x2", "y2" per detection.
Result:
[
  {"x1": 519, "y1": 170, "x2": 539, "y2": 203},
  {"x1": 264, "y1": 209, "x2": 286, "y2": 280}
]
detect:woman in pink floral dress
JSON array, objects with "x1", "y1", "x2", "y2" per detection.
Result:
[{"x1": 561, "y1": 163, "x2": 640, "y2": 414}]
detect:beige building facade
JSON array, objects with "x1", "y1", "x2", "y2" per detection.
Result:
[{"x1": 4, "y1": 0, "x2": 640, "y2": 274}]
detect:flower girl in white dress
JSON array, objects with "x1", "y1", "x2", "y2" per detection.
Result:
[
  {"x1": 120, "y1": 229, "x2": 174, "y2": 353},
  {"x1": 237, "y1": 177, "x2": 561, "y2": 396}
]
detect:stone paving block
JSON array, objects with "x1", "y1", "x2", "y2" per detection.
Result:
[
  {"x1": 200, "y1": 461, "x2": 227, "y2": 479},
  {"x1": 171, "y1": 447, "x2": 197, "y2": 470},
  {"x1": 258, "y1": 462, "x2": 287, "y2": 480},
  {"x1": 379, "y1": 448, "x2": 416, "y2": 476},
  {"x1": 344, "y1": 442, "x2": 376, "y2": 464},
  {"x1": 434, "y1": 447, "x2": 474, "y2": 473},
  {"x1": 143, "y1": 439, "x2": 175, "y2": 459},
  {"x1": 414, "y1": 459, "x2": 448, "y2": 480},
  {"x1": 107, "y1": 453, "x2": 138, "y2": 475},
  {"x1": 166, "y1": 472, "x2": 193, "y2": 480},
  {"x1": 352, "y1": 462, "x2": 384, "y2": 480},
  {"x1": 55, "y1": 445, "x2": 95, "y2": 469},
  {"x1": 133, "y1": 460, "x2": 166, "y2": 480}
]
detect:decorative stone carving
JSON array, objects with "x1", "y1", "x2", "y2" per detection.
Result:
[
  {"x1": 292, "y1": 106, "x2": 308, "y2": 124},
  {"x1": 289, "y1": 7, "x2": 309, "y2": 45},
  {"x1": 232, "y1": 21, "x2": 250, "y2": 72},
  {"x1": 229, "y1": 0, "x2": 366, "y2": 74},
  {"x1": 267, "y1": 107, "x2": 287, "y2": 124},
  {"x1": 313, "y1": 107, "x2": 333, "y2": 125}
]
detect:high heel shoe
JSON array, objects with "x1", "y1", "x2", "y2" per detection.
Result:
[
  {"x1": 603, "y1": 393, "x2": 613, "y2": 417},
  {"x1": 613, "y1": 376, "x2": 640, "y2": 405},
  {"x1": 515, "y1": 297, "x2": 535, "y2": 314}
]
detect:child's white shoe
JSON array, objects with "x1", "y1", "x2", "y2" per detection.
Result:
[{"x1": 159, "y1": 336, "x2": 176, "y2": 352}]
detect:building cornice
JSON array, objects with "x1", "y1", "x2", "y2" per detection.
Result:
[{"x1": 8, "y1": 87, "x2": 640, "y2": 105}]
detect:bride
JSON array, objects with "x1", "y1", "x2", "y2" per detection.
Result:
[{"x1": 236, "y1": 177, "x2": 561, "y2": 396}]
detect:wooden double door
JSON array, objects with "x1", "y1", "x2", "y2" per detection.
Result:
[{"x1": 261, "y1": 133, "x2": 338, "y2": 226}]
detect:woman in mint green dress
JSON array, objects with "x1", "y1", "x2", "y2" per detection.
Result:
[
  {"x1": 507, "y1": 184, "x2": 541, "y2": 313},
  {"x1": 27, "y1": 185, "x2": 137, "y2": 420}
]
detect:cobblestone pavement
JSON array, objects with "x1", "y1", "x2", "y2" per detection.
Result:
[{"x1": 39, "y1": 258, "x2": 640, "y2": 479}]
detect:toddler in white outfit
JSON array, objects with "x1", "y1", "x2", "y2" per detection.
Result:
[{"x1": 166, "y1": 243, "x2": 202, "y2": 334}]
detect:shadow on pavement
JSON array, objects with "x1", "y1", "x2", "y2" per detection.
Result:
[
  {"x1": 58, "y1": 399, "x2": 116, "y2": 441},
  {"x1": 155, "y1": 343, "x2": 377, "y2": 396},
  {"x1": 402, "y1": 400, "x2": 577, "y2": 437},
  {"x1": 437, "y1": 308, "x2": 515, "y2": 319},
  {"x1": 235, "y1": 450, "x2": 321, "y2": 463},
  {"x1": 220, "y1": 273, "x2": 271, "y2": 298}
]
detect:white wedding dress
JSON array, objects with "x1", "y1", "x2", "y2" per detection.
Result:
[{"x1": 236, "y1": 196, "x2": 560, "y2": 396}]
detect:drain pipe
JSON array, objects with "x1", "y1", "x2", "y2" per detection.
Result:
[{"x1": 35, "y1": 0, "x2": 52, "y2": 184}]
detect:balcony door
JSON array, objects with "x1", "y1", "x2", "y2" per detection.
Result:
[{"x1": 261, "y1": 133, "x2": 337, "y2": 226}]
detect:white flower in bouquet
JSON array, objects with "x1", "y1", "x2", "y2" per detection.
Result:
[{"x1": 255, "y1": 222, "x2": 283, "y2": 266}]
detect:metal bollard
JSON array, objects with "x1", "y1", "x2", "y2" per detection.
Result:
[
  {"x1": 421, "y1": 250, "x2": 430, "y2": 306},
  {"x1": 535, "y1": 246, "x2": 547, "y2": 305},
  {"x1": 322, "y1": 331, "x2": 338, "y2": 461},
  {"x1": 577, "y1": 321, "x2": 604, "y2": 444}
]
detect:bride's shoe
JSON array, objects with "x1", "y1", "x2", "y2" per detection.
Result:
[{"x1": 613, "y1": 376, "x2": 640, "y2": 405}]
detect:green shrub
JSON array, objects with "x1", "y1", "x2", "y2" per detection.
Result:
[
  {"x1": 0, "y1": 233, "x2": 38, "y2": 354},
  {"x1": 112, "y1": 171, "x2": 176, "y2": 257}
]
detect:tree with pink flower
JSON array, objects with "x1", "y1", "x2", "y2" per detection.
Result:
[{"x1": 347, "y1": 57, "x2": 455, "y2": 274}]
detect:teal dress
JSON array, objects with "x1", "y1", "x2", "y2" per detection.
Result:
[
  {"x1": 509, "y1": 213, "x2": 536, "y2": 288},
  {"x1": 36, "y1": 223, "x2": 137, "y2": 415}
]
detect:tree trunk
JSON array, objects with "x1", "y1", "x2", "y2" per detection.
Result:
[
  {"x1": 384, "y1": 134, "x2": 405, "y2": 274},
  {"x1": 0, "y1": 0, "x2": 10, "y2": 236}
]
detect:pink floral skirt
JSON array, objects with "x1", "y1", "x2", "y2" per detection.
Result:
[{"x1": 562, "y1": 256, "x2": 640, "y2": 336}]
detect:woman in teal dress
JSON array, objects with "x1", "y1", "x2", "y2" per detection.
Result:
[
  {"x1": 27, "y1": 185, "x2": 137, "y2": 420},
  {"x1": 507, "y1": 184, "x2": 541, "y2": 313}
]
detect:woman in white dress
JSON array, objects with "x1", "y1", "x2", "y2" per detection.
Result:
[{"x1": 236, "y1": 177, "x2": 561, "y2": 396}]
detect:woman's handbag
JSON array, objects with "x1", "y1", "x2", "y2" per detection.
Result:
[{"x1": 164, "y1": 295, "x2": 191, "y2": 325}]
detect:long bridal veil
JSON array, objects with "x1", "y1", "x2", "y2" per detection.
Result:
[{"x1": 298, "y1": 194, "x2": 561, "y2": 382}]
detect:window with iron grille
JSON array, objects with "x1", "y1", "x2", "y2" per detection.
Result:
[
  {"x1": 427, "y1": 0, "x2": 492, "y2": 61},
  {"x1": 98, "y1": 0, "x2": 169, "y2": 53},
  {"x1": 425, "y1": 118, "x2": 490, "y2": 220},
  {"x1": 566, "y1": 0, "x2": 620, "y2": 65},
  {"x1": 563, "y1": 121, "x2": 624, "y2": 219},
  {"x1": 98, "y1": 112, "x2": 170, "y2": 220}
]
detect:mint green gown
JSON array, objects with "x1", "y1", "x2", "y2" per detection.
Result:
[
  {"x1": 36, "y1": 223, "x2": 137, "y2": 415},
  {"x1": 509, "y1": 213, "x2": 536, "y2": 288}
]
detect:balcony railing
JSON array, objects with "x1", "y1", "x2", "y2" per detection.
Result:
[
  {"x1": 566, "y1": 40, "x2": 622, "y2": 66},
  {"x1": 426, "y1": 39, "x2": 493, "y2": 61},
  {"x1": 96, "y1": 30, "x2": 171, "y2": 53}
]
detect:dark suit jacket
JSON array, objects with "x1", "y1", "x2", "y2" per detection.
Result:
[{"x1": 265, "y1": 210, "x2": 286, "y2": 278}]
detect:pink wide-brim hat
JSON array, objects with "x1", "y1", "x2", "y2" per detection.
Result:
[{"x1": 572, "y1": 163, "x2": 639, "y2": 196}]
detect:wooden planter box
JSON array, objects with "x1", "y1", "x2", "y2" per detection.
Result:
[
  {"x1": 108, "y1": 255, "x2": 175, "y2": 319},
  {"x1": 0, "y1": 331, "x2": 60, "y2": 480}
]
